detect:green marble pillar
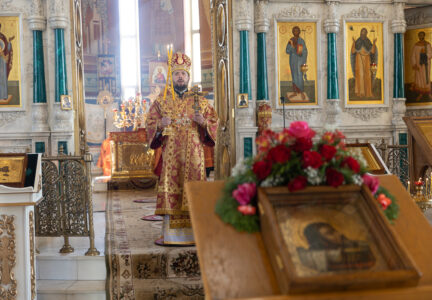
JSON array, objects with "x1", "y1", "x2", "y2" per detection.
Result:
[
  {"x1": 55, "y1": 28, "x2": 68, "y2": 102},
  {"x1": 240, "y1": 30, "x2": 252, "y2": 98},
  {"x1": 244, "y1": 137, "x2": 253, "y2": 158},
  {"x1": 256, "y1": 32, "x2": 268, "y2": 101},
  {"x1": 33, "y1": 30, "x2": 47, "y2": 103},
  {"x1": 393, "y1": 33, "x2": 405, "y2": 99},
  {"x1": 327, "y1": 33, "x2": 339, "y2": 99}
]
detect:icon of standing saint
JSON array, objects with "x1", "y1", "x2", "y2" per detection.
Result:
[{"x1": 0, "y1": 23, "x2": 14, "y2": 103}]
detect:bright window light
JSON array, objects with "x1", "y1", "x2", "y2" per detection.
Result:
[
  {"x1": 119, "y1": 0, "x2": 140, "y2": 100},
  {"x1": 191, "y1": 0, "x2": 200, "y2": 31},
  {"x1": 185, "y1": 0, "x2": 201, "y2": 85},
  {"x1": 192, "y1": 33, "x2": 201, "y2": 83}
]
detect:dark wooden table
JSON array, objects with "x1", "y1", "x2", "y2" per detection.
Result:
[{"x1": 185, "y1": 175, "x2": 432, "y2": 300}]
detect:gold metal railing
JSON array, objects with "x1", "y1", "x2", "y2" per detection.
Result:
[{"x1": 35, "y1": 148, "x2": 99, "y2": 256}]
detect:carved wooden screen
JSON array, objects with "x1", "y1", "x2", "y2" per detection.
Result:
[{"x1": 212, "y1": 0, "x2": 236, "y2": 179}]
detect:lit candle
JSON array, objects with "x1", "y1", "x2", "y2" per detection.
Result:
[{"x1": 407, "y1": 180, "x2": 410, "y2": 194}]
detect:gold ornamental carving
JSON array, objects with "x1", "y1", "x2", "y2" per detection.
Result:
[
  {"x1": 29, "y1": 211, "x2": 36, "y2": 300},
  {"x1": 0, "y1": 215, "x2": 17, "y2": 300},
  {"x1": 212, "y1": 0, "x2": 235, "y2": 179}
]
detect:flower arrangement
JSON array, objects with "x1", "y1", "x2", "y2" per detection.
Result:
[{"x1": 215, "y1": 121, "x2": 399, "y2": 233}]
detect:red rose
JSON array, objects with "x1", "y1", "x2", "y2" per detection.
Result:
[
  {"x1": 320, "y1": 144, "x2": 337, "y2": 161},
  {"x1": 342, "y1": 156, "x2": 360, "y2": 173},
  {"x1": 252, "y1": 160, "x2": 272, "y2": 180},
  {"x1": 288, "y1": 175, "x2": 308, "y2": 192},
  {"x1": 267, "y1": 145, "x2": 291, "y2": 163},
  {"x1": 302, "y1": 151, "x2": 323, "y2": 169},
  {"x1": 326, "y1": 168, "x2": 344, "y2": 187},
  {"x1": 292, "y1": 137, "x2": 313, "y2": 152}
]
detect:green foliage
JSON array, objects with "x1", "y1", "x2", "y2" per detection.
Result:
[{"x1": 215, "y1": 174, "x2": 260, "y2": 233}]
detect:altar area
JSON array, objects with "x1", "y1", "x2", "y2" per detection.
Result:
[{"x1": 186, "y1": 176, "x2": 432, "y2": 300}]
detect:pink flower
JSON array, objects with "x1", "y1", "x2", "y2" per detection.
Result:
[
  {"x1": 232, "y1": 182, "x2": 257, "y2": 206},
  {"x1": 363, "y1": 174, "x2": 379, "y2": 194},
  {"x1": 288, "y1": 121, "x2": 316, "y2": 139}
]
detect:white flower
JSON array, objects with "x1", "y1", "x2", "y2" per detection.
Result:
[
  {"x1": 231, "y1": 158, "x2": 247, "y2": 176},
  {"x1": 305, "y1": 167, "x2": 322, "y2": 185},
  {"x1": 260, "y1": 177, "x2": 274, "y2": 187},
  {"x1": 347, "y1": 147, "x2": 367, "y2": 166},
  {"x1": 260, "y1": 175, "x2": 284, "y2": 187},
  {"x1": 352, "y1": 174, "x2": 363, "y2": 186}
]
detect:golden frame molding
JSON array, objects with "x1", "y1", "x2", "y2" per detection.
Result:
[
  {"x1": 29, "y1": 211, "x2": 36, "y2": 300},
  {"x1": 0, "y1": 214, "x2": 17, "y2": 300}
]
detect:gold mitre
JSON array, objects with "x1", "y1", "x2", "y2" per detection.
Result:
[{"x1": 170, "y1": 52, "x2": 191, "y2": 74}]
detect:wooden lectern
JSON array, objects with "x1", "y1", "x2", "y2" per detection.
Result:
[
  {"x1": 186, "y1": 176, "x2": 432, "y2": 299},
  {"x1": 403, "y1": 116, "x2": 432, "y2": 187}
]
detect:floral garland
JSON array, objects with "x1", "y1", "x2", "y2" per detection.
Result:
[{"x1": 215, "y1": 121, "x2": 399, "y2": 233}]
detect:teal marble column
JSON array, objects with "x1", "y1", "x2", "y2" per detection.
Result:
[
  {"x1": 33, "y1": 30, "x2": 47, "y2": 103},
  {"x1": 327, "y1": 33, "x2": 339, "y2": 99},
  {"x1": 393, "y1": 33, "x2": 405, "y2": 98},
  {"x1": 55, "y1": 28, "x2": 68, "y2": 102},
  {"x1": 240, "y1": 30, "x2": 252, "y2": 98},
  {"x1": 256, "y1": 32, "x2": 268, "y2": 101}
]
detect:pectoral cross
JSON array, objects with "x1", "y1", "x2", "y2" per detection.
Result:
[
  {"x1": 186, "y1": 85, "x2": 208, "y2": 113},
  {"x1": 0, "y1": 236, "x2": 14, "y2": 285}
]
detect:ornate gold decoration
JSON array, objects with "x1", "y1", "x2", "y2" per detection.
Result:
[
  {"x1": 113, "y1": 94, "x2": 147, "y2": 131},
  {"x1": 110, "y1": 129, "x2": 156, "y2": 180},
  {"x1": 29, "y1": 211, "x2": 36, "y2": 300},
  {"x1": 70, "y1": 0, "x2": 86, "y2": 155},
  {"x1": 0, "y1": 154, "x2": 27, "y2": 187},
  {"x1": 0, "y1": 215, "x2": 17, "y2": 300},
  {"x1": 36, "y1": 154, "x2": 99, "y2": 255},
  {"x1": 213, "y1": 0, "x2": 236, "y2": 179}
]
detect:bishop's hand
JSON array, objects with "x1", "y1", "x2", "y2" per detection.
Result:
[{"x1": 192, "y1": 112, "x2": 205, "y2": 127}]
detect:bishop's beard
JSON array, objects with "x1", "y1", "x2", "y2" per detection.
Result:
[{"x1": 174, "y1": 83, "x2": 188, "y2": 96}]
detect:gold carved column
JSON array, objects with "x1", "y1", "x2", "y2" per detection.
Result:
[
  {"x1": 0, "y1": 215, "x2": 17, "y2": 300},
  {"x1": 70, "y1": 0, "x2": 86, "y2": 155},
  {"x1": 212, "y1": 0, "x2": 236, "y2": 179}
]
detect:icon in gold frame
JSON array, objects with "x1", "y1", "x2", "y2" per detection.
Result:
[
  {"x1": 237, "y1": 93, "x2": 248, "y2": 108},
  {"x1": 60, "y1": 95, "x2": 72, "y2": 110}
]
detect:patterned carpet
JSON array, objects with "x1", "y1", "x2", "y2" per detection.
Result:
[{"x1": 105, "y1": 189, "x2": 204, "y2": 300}]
